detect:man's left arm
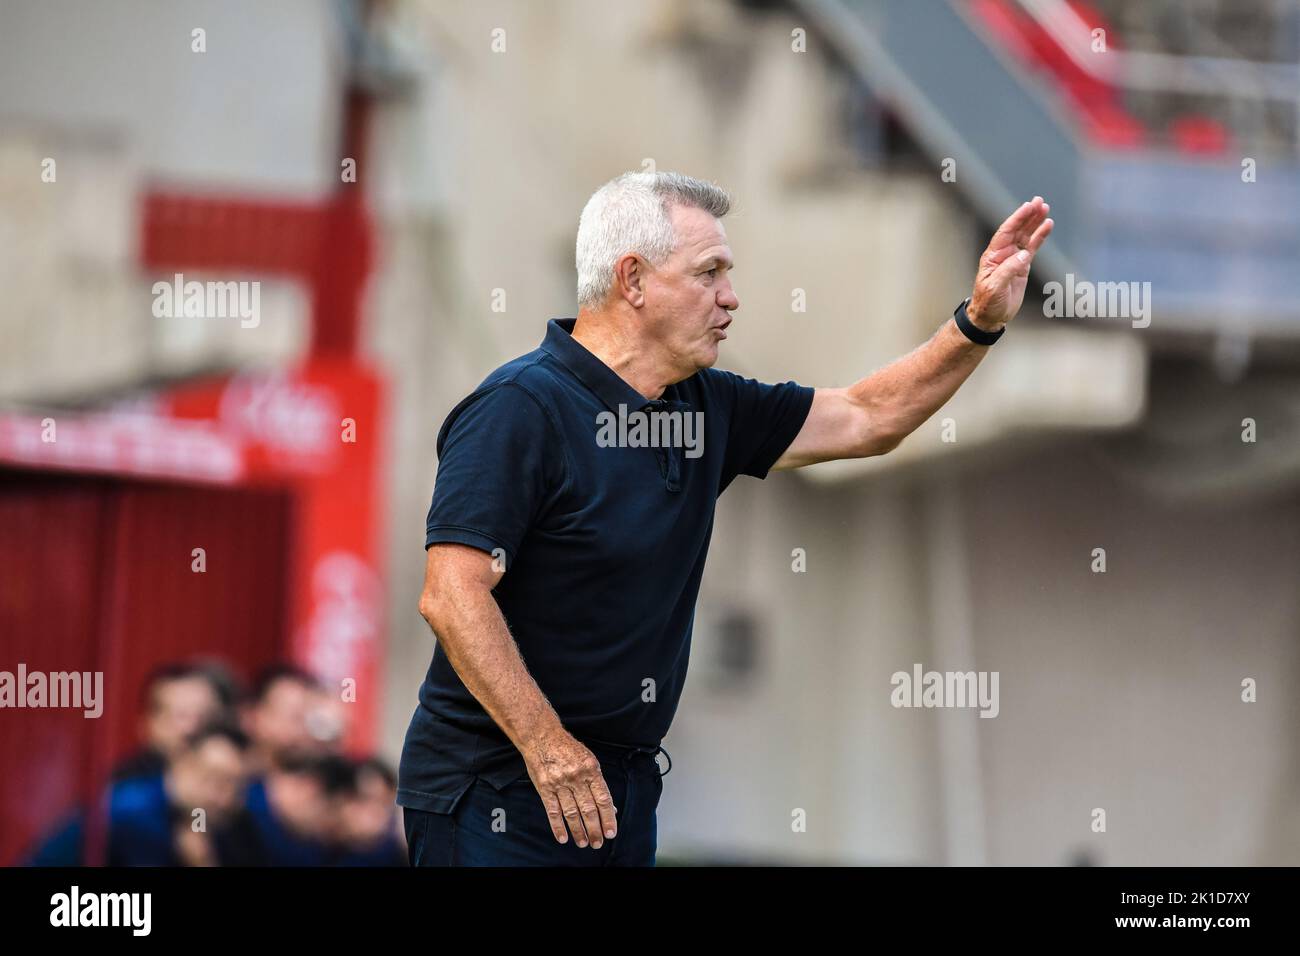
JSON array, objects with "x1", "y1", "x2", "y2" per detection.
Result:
[{"x1": 773, "y1": 197, "x2": 1053, "y2": 470}]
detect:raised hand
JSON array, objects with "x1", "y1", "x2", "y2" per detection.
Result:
[{"x1": 968, "y1": 196, "x2": 1053, "y2": 332}]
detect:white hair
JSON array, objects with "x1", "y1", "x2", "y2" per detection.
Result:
[{"x1": 575, "y1": 171, "x2": 732, "y2": 310}]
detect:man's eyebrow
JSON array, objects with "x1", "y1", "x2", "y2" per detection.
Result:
[{"x1": 695, "y1": 254, "x2": 734, "y2": 270}]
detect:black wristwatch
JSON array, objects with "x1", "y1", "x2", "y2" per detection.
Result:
[{"x1": 952, "y1": 296, "x2": 1005, "y2": 346}]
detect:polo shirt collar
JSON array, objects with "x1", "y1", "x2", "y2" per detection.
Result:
[{"x1": 541, "y1": 317, "x2": 661, "y2": 413}]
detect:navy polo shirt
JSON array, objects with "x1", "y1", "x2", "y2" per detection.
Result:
[{"x1": 397, "y1": 317, "x2": 814, "y2": 814}]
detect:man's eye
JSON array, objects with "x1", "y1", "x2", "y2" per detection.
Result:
[{"x1": 706, "y1": 267, "x2": 718, "y2": 277}]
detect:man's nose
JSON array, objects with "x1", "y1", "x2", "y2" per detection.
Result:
[{"x1": 718, "y1": 284, "x2": 739, "y2": 310}]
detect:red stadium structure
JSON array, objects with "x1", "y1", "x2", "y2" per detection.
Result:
[{"x1": 0, "y1": 81, "x2": 386, "y2": 865}]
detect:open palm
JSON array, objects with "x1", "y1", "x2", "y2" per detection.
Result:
[{"x1": 970, "y1": 196, "x2": 1053, "y2": 330}]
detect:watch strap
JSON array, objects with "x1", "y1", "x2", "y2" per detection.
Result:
[{"x1": 953, "y1": 297, "x2": 1004, "y2": 346}]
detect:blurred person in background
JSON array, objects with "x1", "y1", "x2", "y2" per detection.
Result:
[
  {"x1": 241, "y1": 664, "x2": 347, "y2": 865},
  {"x1": 332, "y1": 757, "x2": 406, "y2": 867},
  {"x1": 110, "y1": 662, "x2": 234, "y2": 783},
  {"x1": 243, "y1": 752, "x2": 344, "y2": 867},
  {"x1": 189, "y1": 658, "x2": 245, "y2": 723},
  {"x1": 242, "y1": 751, "x2": 406, "y2": 866},
  {"x1": 243, "y1": 663, "x2": 344, "y2": 771},
  {"x1": 29, "y1": 723, "x2": 261, "y2": 866}
]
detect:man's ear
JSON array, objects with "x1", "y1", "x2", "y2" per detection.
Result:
[{"x1": 616, "y1": 253, "x2": 648, "y2": 307}]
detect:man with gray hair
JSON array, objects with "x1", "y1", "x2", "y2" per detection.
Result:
[{"x1": 399, "y1": 170, "x2": 1052, "y2": 866}]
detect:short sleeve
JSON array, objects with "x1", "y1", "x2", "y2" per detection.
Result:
[
  {"x1": 710, "y1": 369, "x2": 815, "y2": 492},
  {"x1": 424, "y1": 382, "x2": 563, "y2": 565}
]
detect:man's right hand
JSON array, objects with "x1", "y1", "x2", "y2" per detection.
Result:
[
  {"x1": 522, "y1": 727, "x2": 617, "y2": 848},
  {"x1": 419, "y1": 544, "x2": 618, "y2": 848}
]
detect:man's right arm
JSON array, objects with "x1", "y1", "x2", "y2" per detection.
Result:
[{"x1": 418, "y1": 543, "x2": 617, "y2": 849}]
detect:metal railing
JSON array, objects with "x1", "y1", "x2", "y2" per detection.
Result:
[{"x1": 1016, "y1": 0, "x2": 1300, "y2": 155}]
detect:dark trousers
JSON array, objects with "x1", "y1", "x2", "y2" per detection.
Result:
[{"x1": 404, "y1": 743, "x2": 670, "y2": 867}]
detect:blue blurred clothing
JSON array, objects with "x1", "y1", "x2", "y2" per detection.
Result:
[
  {"x1": 334, "y1": 834, "x2": 407, "y2": 867},
  {"x1": 28, "y1": 772, "x2": 264, "y2": 866},
  {"x1": 243, "y1": 777, "x2": 333, "y2": 867},
  {"x1": 105, "y1": 773, "x2": 181, "y2": 865},
  {"x1": 27, "y1": 774, "x2": 177, "y2": 866}
]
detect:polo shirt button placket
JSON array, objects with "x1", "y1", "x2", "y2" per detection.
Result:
[
  {"x1": 663, "y1": 444, "x2": 682, "y2": 493},
  {"x1": 643, "y1": 399, "x2": 686, "y2": 493}
]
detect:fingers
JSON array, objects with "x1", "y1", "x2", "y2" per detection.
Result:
[
  {"x1": 587, "y1": 774, "x2": 618, "y2": 842},
  {"x1": 541, "y1": 789, "x2": 570, "y2": 844},
  {"x1": 556, "y1": 786, "x2": 591, "y2": 847},
  {"x1": 990, "y1": 197, "x2": 1041, "y2": 247},
  {"x1": 983, "y1": 241, "x2": 1019, "y2": 270},
  {"x1": 994, "y1": 216, "x2": 1054, "y2": 283},
  {"x1": 991, "y1": 242, "x2": 1040, "y2": 287},
  {"x1": 991, "y1": 251, "x2": 1028, "y2": 286},
  {"x1": 989, "y1": 197, "x2": 1049, "y2": 252},
  {"x1": 525, "y1": 732, "x2": 618, "y2": 849},
  {"x1": 1025, "y1": 215, "x2": 1053, "y2": 255},
  {"x1": 574, "y1": 782, "x2": 606, "y2": 849},
  {"x1": 983, "y1": 199, "x2": 1051, "y2": 272},
  {"x1": 554, "y1": 776, "x2": 616, "y2": 848},
  {"x1": 1018, "y1": 197, "x2": 1049, "y2": 244}
]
